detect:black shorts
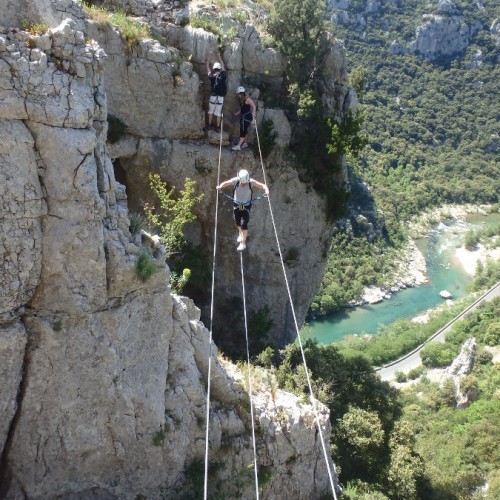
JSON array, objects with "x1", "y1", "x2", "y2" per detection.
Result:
[
  {"x1": 233, "y1": 205, "x2": 251, "y2": 230},
  {"x1": 240, "y1": 116, "x2": 253, "y2": 138}
]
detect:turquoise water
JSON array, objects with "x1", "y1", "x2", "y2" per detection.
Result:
[{"x1": 305, "y1": 213, "x2": 500, "y2": 344}]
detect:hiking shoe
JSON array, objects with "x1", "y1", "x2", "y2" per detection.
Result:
[
  {"x1": 237, "y1": 242, "x2": 246, "y2": 251},
  {"x1": 232, "y1": 144, "x2": 241, "y2": 151},
  {"x1": 241, "y1": 143, "x2": 249, "y2": 149}
]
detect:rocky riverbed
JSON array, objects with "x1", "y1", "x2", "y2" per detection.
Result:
[{"x1": 360, "y1": 204, "x2": 499, "y2": 306}]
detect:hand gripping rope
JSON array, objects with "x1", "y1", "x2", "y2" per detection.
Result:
[{"x1": 218, "y1": 190, "x2": 268, "y2": 210}]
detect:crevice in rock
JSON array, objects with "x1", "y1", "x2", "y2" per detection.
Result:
[
  {"x1": 112, "y1": 158, "x2": 129, "y2": 195},
  {"x1": 0, "y1": 316, "x2": 33, "y2": 498}
]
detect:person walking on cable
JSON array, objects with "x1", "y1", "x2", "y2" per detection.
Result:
[
  {"x1": 206, "y1": 51, "x2": 227, "y2": 131},
  {"x1": 216, "y1": 169, "x2": 269, "y2": 251},
  {"x1": 232, "y1": 87, "x2": 256, "y2": 151}
]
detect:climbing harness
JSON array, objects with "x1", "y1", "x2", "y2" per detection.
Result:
[
  {"x1": 204, "y1": 110, "x2": 339, "y2": 499},
  {"x1": 219, "y1": 190, "x2": 268, "y2": 210}
]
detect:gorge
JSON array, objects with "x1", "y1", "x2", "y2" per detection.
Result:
[{"x1": 0, "y1": 0, "x2": 352, "y2": 497}]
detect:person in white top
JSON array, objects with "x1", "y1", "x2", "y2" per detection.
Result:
[{"x1": 216, "y1": 169, "x2": 269, "y2": 251}]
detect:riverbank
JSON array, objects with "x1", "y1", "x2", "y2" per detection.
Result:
[
  {"x1": 454, "y1": 244, "x2": 500, "y2": 276},
  {"x1": 360, "y1": 240, "x2": 427, "y2": 305},
  {"x1": 360, "y1": 204, "x2": 498, "y2": 306},
  {"x1": 406, "y1": 204, "x2": 491, "y2": 238}
]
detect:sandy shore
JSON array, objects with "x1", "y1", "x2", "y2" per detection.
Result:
[{"x1": 454, "y1": 244, "x2": 500, "y2": 276}]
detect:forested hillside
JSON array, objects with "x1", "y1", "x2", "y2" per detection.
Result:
[{"x1": 313, "y1": 0, "x2": 499, "y2": 316}]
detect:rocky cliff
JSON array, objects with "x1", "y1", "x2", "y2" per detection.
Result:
[
  {"x1": 0, "y1": 0, "x2": 346, "y2": 498},
  {"x1": 85, "y1": 0, "x2": 353, "y2": 346},
  {"x1": 330, "y1": 0, "x2": 485, "y2": 61}
]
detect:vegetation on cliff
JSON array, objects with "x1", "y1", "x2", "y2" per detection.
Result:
[
  {"x1": 266, "y1": 292, "x2": 500, "y2": 498},
  {"x1": 314, "y1": 0, "x2": 500, "y2": 316}
]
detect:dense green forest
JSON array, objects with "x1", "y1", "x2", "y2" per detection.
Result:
[
  {"x1": 313, "y1": 0, "x2": 500, "y2": 317},
  {"x1": 257, "y1": 1, "x2": 500, "y2": 497},
  {"x1": 263, "y1": 283, "x2": 500, "y2": 498}
]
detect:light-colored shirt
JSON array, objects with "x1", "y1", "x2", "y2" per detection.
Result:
[{"x1": 232, "y1": 177, "x2": 252, "y2": 204}]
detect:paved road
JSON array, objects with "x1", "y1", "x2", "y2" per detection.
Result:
[{"x1": 376, "y1": 281, "x2": 500, "y2": 381}]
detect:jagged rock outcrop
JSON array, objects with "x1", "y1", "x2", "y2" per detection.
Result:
[
  {"x1": 0, "y1": 4, "x2": 341, "y2": 499},
  {"x1": 389, "y1": 0, "x2": 483, "y2": 60},
  {"x1": 444, "y1": 337, "x2": 477, "y2": 409},
  {"x1": 405, "y1": 1, "x2": 481, "y2": 60},
  {"x1": 329, "y1": 0, "x2": 483, "y2": 61},
  {"x1": 81, "y1": 1, "x2": 352, "y2": 345}
]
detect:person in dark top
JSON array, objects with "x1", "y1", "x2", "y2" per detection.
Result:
[
  {"x1": 206, "y1": 52, "x2": 227, "y2": 131},
  {"x1": 216, "y1": 169, "x2": 269, "y2": 251},
  {"x1": 232, "y1": 87, "x2": 256, "y2": 151}
]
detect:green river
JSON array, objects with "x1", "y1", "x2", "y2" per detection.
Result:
[{"x1": 304, "y1": 213, "x2": 500, "y2": 344}]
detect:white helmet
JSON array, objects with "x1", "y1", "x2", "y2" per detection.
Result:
[
  {"x1": 238, "y1": 169, "x2": 250, "y2": 183},
  {"x1": 236, "y1": 86, "x2": 246, "y2": 94},
  {"x1": 213, "y1": 62, "x2": 221, "y2": 70}
]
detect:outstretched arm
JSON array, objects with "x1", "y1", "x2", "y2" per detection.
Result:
[
  {"x1": 251, "y1": 179, "x2": 269, "y2": 195},
  {"x1": 216, "y1": 179, "x2": 235, "y2": 190},
  {"x1": 206, "y1": 52, "x2": 212, "y2": 74},
  {"x1": 216, "y1": 51, "x2": 225, "y2": 71}
]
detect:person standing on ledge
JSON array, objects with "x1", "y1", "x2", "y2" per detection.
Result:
[
  {"x1": 206, "y1": 51, "x2": 227, "y2": 131},
  {"x1": 216, "y1": 169, "x2": 269, "y2": 251},
  {"x1": 232, "y1": 86, "x2": 256, "y2": 151}
]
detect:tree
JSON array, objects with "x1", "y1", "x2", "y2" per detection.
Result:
[
  {"x1": 420, "y1": 342, "x2": 456, "y2": 368},
  {"x1": 326, "y1": 110, "x2": 368, "y2": 161},
  {"x1": 267, "y1": 0, "x2": 328, "y2": 82},
  {"x1": 386, "y1": 421, "x2": 423, "y2": 499},
  {"x1": 333, "y1": 406, "x2": 385, "y2": 483},
  {"x1": 337, "y1": 406, "x2": 384, "y2": 449},
  {"x1": 143, "y1": 173, "x2": 203, "y2": 256}
]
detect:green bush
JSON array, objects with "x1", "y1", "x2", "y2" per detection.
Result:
[
  {"x1": 152, "y1": 429, "x2": 165, "y2": 447},
  {"x1": 52, "y1": 319, "x2": 63, "y2": 332},
  {"x1": 266, "y1": 0, "x2": 328, "y2": 82},
  {"x1": 326, "y1": 110, "x2": 368, "y2": 161},
  {"x1": 258, "y1": 119, "x2": 278, "y2": 158},
  {"x1": 143, "y1": 173, "x2": 203, "y2": 256},
  {"x1": 136, "y1": 252, "x2": 158, "y2": 282},
  {"x1": 420, "y1": 342, "x2": 456, "y2": 368},
  {"x1": 129, "y1": 212, "x2": 145, "y2": 235},
  {"x1": 407, "y1": 365, "x2": 426, "y2": 380},
  {"x1": 476, "y1": 348, "x2": 493, "y2": 364},
  {"x1": 484, "y1": 322, "x2": 500, "y2": 346},
  {"x1": 171, "y1": 268, "x2": 191, "y2": 294}
]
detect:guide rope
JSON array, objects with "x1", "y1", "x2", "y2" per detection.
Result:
[
  {"x1": 239, "y1": 251, "x2": 261, "y2": 499},
  {"x1": 203, "y1": 117, "x2": 224, "y2": 500},
  {"x1": 253, "y1": 117, "x2": 339, "y2": 500}
]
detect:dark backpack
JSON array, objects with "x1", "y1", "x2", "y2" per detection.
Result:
[{"x1": 213, "y1": 72, "x2": 227, "y2": 97}]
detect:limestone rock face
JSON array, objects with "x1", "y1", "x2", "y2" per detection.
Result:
[
  {"x1": 445, "y1": 337, "x2": 476, "y2": 379},
  {"x1": 0, "y1": 121, "x2": 44, "y2": 315},
  {"x1": 86, "y1": 22, "x2": 205, "y2": 140},
  {"x1": 0, "y1": 322, "x2": 26, "y2": 456},
  {"x1": 445, "y1": 337, "x2": 477, "y2": 409},
  {"x1": 115, "y1": 138, "x2": 338, "y2": 345},
  {"x1": 0, "y1": 11, "x2": 340, "y2": 500},
  {"x1": 91, "y1": 11, "x2": 350, "y2": 343},
  {"x1": 408, "y1": 10, "x2": 477, "y2": 60}
]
